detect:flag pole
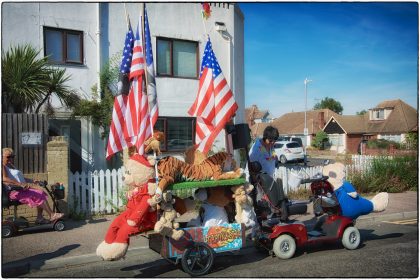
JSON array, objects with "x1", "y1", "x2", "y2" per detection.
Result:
[
  {"x1": 200, "y1": 4, "x2": 208, "y2": 37},
  {"x1": 124, "y1": 3, "x2": 130, "y2": 27},
  {"x1": 141, "y1": 3, "x2": 160, "y2": 186}
]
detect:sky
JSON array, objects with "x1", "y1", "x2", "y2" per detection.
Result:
[{"x1": 239, "y1": 2, "x2": 418, "y2": 117}]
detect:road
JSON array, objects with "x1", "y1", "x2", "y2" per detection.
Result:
[{"x1": 23, "y1": 218, "x2": 418, "y2": 278}]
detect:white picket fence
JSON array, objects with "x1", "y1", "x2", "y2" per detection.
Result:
[
  {"x1": 69, "y1": 155, "x2": 376, "y2": 215},
  {"x1": 68, "y1": 167, "x2": 126, "y2": 215}
]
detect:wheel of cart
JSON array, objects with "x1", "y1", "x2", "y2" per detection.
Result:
[{"x1": 181, "y1": 242, "x2": 215, "y2": 276}]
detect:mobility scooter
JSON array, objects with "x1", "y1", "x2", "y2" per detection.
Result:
[
  {"x1": 250, "y1": 161, "x2": 361, "y2": 259},
  {"x1": 2, "y1": 181, "x2": 66, "y2": 238}
]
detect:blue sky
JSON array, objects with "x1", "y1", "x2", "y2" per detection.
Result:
[{"x1": 239, "y1": 2, "x2": 418, "y2": 117}]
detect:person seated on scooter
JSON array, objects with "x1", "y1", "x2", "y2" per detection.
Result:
[{"x1": 2, "y1": 148, "x2": 64, "y2": 224}]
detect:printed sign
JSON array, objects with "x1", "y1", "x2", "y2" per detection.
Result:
[
  {"x1": 21, "y1": 132, "x2": 42, "y2": 145},
  {"x1": 164, "y1": 223, "x2": 244, "y2": 258}
]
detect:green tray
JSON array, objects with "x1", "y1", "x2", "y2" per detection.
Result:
[{"x1": 167, "y1": 177, "x2": 247, "y2": 199}]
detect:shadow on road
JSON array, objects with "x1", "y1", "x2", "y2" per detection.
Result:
[
  {"x1": 121, "y1": 258, "x2": 179, "y2": 277},
  {"x1": 2, "y1": 244, "x2": 80, "y2": 277},
  {"x1": 360, "y1": 229, "x2": 404, "y2": 241}
]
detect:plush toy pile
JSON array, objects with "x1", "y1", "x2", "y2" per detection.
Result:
[
  {"x1": 323, "y1": 162, "x2": 389, "y2": 220},
  {"x1": 153, "y1": 191, "x2": 184, "y2": 240}
]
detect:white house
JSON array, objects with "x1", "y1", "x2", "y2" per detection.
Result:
[{"x1": 1, "y1": 3, "x2": 245, "y2": 171}]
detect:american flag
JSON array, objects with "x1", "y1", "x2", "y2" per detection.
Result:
[
  {"x1": 144, "y1": 6, "x2": 158, "y2": 126},
  {"x1": 188, "y1": 38, "x2": 238, "y2": 154},
  {"x1": 106, "y1": 22, "x2": 134, "y2": 159},
  {"x1": 123, "y1": 15, "x2": 151, "y2": 155}
]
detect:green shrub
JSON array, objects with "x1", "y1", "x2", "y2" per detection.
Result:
[
  {"x1": 311, "y1": 131, "x2": 329, "y2": 150},
  {"x1": 348, "y1": 155, "x2": 418, "y2": 193},
  {"x1": 367, "y1": 139, "x2": 400, "y2": 150}
]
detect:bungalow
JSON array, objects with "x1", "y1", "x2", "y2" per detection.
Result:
[
  {"x1": 251, "y1": 109, "x2": 338, "y2": 146},
  {"x1": 323, "y1": 99, "x2": 418, "y2": 154}
]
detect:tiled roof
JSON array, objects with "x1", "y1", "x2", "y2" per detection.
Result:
[
  {"x1": 270, "y1": 109, "x2": 338, "y2": 135},
  {"x1": 328, "y1": 99, "x2": 417, "y2": 134},
  {"x1": 245, "y1": 105, "x2": 271, "y2": 124}
]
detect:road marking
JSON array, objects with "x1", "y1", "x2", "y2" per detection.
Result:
[{"x1": 383, "y1": 218, "x2": 417, "y2": 225}]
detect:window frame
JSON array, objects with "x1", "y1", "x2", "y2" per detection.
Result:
[
  {"x1": 43, "y1": 26, "x2": 84, "y2": 65},
  {"x1": 154, "y1": 117, "x2": 196, "y2": 152},
  {"x1": 156, "y1": 37, "x2": 199, "y2": 79}
]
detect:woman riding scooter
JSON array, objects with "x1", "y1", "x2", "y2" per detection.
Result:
[{"x1": 2, "y1": 148, "x2": 63, "y2": 224}]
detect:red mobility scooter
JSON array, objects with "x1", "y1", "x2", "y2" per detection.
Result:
[{"x1": 250, "y1": 161, "x2": 361, "y2": 259}]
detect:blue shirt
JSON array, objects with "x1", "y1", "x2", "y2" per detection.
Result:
[{"x1": 249, "y1": 138, "x2": 277, "y2": 177}]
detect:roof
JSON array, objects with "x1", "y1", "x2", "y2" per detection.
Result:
[
  {"x1": 325, "y1": 114, "x2": 367, "y2": 134},
  {"x1": 270, "y1": 109, "x2": 338, "y2": 135},
  {"x1": 325, "y1": 99, "x2": 418, "y2": 135},
  {"x1": 245, "y1": 105, "x2": 272, "y2": 125}
]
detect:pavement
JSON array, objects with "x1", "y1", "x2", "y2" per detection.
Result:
[{"x1": 2, "y1": 191, "x2": 418, "y2": 277}]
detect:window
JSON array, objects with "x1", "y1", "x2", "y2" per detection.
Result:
[
  {"x1": 154, "y1": 117, "x2": 195, "y2": 152},
  {"x1": 371, "y1": 109, "x2": 385, "y2": 120},
  {"x1": 286, "y1": 142, "x2": 300, "y2": 148},
  {"x1": 44, "y1": 27, "x2": 84, "y2": 65},
  {"x1": 274, "y1": 143, "x2": 284, "y2": 149},
  {"x1": 157, "y1": 38, "x2": 198, "y2": 78}
]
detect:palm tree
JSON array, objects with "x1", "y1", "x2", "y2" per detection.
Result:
[
  {"x1": 35, "y1": 68, "x2": 81, "y2": 115},
  {"x1": 2, "y1": 44, "x2": 80, "y2": 115},
  {"x1": 2, "y1": 44, "x2": 51, "y2": 113}
]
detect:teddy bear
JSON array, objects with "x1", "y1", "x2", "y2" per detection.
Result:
[
  {"x1": 153, "y1": 191, "x2": 184, "y2": 240},
  {"x1": 322, "y1": 162, "x2": 389, "y2": 220},
  {"x1": 144, "y1": 131, "x2": 165, "y2": 155},
  {"x1": 231, "y1": 185, "x2": 258, "y2": 232},
  {"x1": 96, "y1": 154, "x2": 159, "y2": 261}
]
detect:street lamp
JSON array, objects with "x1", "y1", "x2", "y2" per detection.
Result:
[{"x1": 304, "y1": 78, "x2": 312, "y2": 165}]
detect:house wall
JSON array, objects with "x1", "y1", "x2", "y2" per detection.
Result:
[{"x1": 2, "y1": 3, "x2": 245, "y2": 169}]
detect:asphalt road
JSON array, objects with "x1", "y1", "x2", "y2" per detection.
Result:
[{"x1": 22, "y1": 218, "x2": 418, "y2": 278}]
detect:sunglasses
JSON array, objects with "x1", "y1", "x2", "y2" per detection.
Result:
[{"x1": 6, "y1": 155, "x2": 15, "y2": 159}]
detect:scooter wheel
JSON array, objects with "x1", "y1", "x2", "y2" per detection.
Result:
[
  {"x1": 273, "y1": 234, "x2": 296, "y2": 259},
  {"x1": 2, "y1": 224, "x2": 15, "y2": 238},
  {"x1": 54, "y1": 220, "x2": 65, "y2": 232},
  {"x1": 342, "y1": 226, "x2": 360, "y2": 250}
]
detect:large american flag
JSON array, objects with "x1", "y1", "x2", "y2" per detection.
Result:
[
  {"x1": 106, "y1": 14, "x2": 153, "y2": 159},
  {"x1": 123, "y1": 15, "x2": 152, "y2": 155},
  {"x1": 106, "y1": 22, "x2": 134, "y2": 159},
  {"x1": 188, "y1": 38, "x2": 238, "y2": 154},
  {"x1": 144, "y1": 6, "x2": 158, "y2": 126}
]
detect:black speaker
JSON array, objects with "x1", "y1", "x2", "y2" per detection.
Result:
[{"x1": 230, "y1": 123, "x2": 251, "y2": 150}]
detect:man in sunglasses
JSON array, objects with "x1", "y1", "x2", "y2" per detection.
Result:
[
  {"x1": 249, "y1": 126, "x2": 279, "y2": 178},
  {"x1": 2, "y1": 147, "x2": 63, "y2": 224}
]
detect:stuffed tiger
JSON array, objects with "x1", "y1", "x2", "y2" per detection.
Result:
[{"x1": 157, "y1": 152, "x2": 242, "y2": 191}]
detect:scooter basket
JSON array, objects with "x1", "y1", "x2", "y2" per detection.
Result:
[{"x1": 52, "y1": 185, "x2": 65, "y2": 200}]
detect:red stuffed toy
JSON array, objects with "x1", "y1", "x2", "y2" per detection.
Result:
[{"x1": 96, "y1": 154, "x2": 160, "y2": 261}]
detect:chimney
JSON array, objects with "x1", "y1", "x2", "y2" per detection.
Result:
[{"x1": 318, "y1": 111, "x2": 325, "y2": 128}]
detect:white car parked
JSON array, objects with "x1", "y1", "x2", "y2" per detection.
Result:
[{"x1": 274, "y1": 141, "x2": 304, "y2": 164}]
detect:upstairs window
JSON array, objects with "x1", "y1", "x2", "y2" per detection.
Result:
[
  {"x1": 371, "y1": 109, "x2": 385, "y2": 120},
  {"x1": 157, "y1": 38, "x2": 198, "y2": 78},
  {"x1": 44, "y1": 27, "x2": 84, "y2": 65}
]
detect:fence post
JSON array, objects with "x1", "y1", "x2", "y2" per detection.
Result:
[{"x1": 47, "y1": 136, "x2": 69, "y2": 215}]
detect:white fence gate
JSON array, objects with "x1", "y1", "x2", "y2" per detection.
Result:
[{"x1": 69, "y1": 155, "x2": 377, "y2": 215}]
